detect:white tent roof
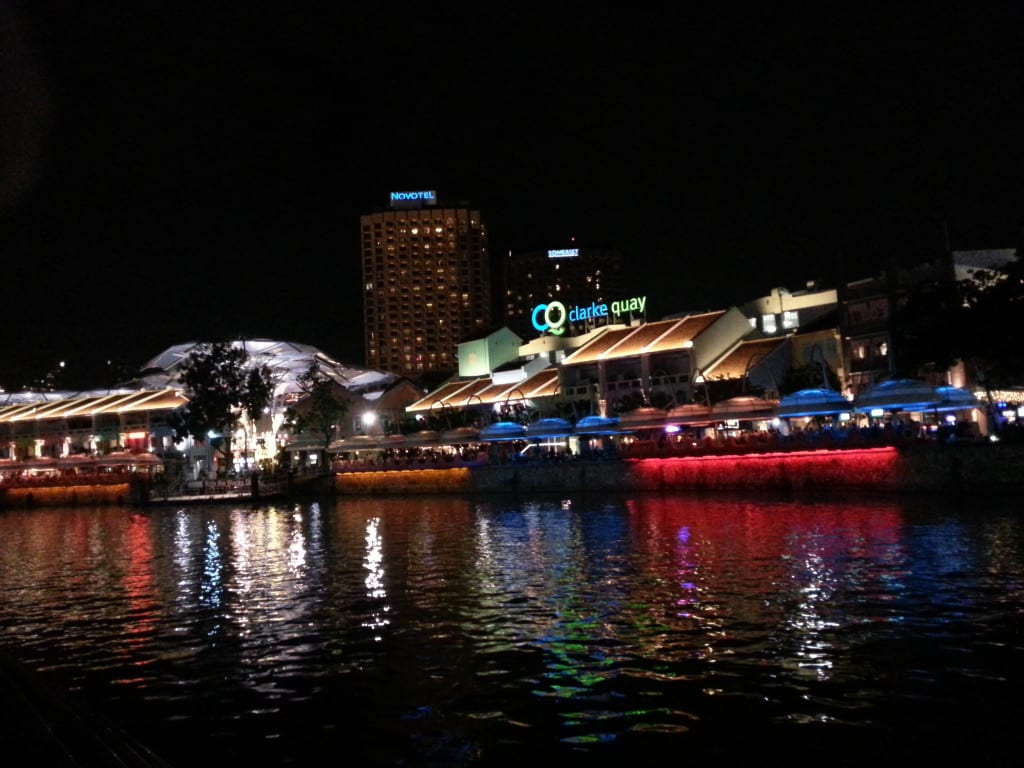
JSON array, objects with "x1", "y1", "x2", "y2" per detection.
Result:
[{"x1": 135, "y1": 339, "x2": 400, "y2": 398}]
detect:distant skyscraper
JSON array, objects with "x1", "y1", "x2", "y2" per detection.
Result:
[
  {"x1": 361, "y1": 191, "x2": 492, "y2": 379},
  {"x1": 503, "y1": 245, "x2": 624, "y2": 339}
]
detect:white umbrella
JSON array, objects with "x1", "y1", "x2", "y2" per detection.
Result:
[
  {"x1": 665, "y1": 403, "x2": 714, "y2": 425},
  {"x1": 710, "y1": 396, "x2": 779, "y2": 421},
  {"x1": 404, "y1": 429, "x2": 441, "y2": 444},
  {"x1": 616, "y1": 407, "x2": 668, "y2": 430}
]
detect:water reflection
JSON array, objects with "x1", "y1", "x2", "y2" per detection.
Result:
[
  {"x1": 0, "y1": 492, "x2": 1021, "y2": 765},
  {"x1": 363, "y1": 516, "x2": 390, "y2": 638}
]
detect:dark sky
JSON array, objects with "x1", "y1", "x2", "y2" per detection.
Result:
[{"x1": 2, "y1": 4, "x2": 1023, "y2": 390}]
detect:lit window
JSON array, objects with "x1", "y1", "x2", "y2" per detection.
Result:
[
  {"x1": 762, "y1": 314, "x2": 777, "y2": 334},
  {"x1": 782, "y1": 310, "x2": 799, "y2": 329}
]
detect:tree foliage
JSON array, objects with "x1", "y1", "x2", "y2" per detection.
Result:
[
  {"x1": 169, "y1": 341, "x2": 275, "y2": 469},
  {"x1": 283, "y1": 362, "x2": 349, "y2": 457},
  {"x1": 779, "y1": 362, "x2": 842, "y2": 395},
  {"x1": 893, "y1": 251, "x2": 1024, "y2": 391}
]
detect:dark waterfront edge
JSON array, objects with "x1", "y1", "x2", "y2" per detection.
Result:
[{"x1": 0, "y1": 647, "x2": 173, "y2": 767}]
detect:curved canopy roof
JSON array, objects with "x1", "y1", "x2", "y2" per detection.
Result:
[{"x1": 135, "y1": 339, "x2": 401, "y2": 398}]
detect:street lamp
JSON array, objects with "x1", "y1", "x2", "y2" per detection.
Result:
[{"x1": 362, "y1": 411, "x2": 378, "y2": 434}]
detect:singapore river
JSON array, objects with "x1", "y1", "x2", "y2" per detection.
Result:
[{"x1": 1, "y1": 491, "x2": 1021, "y2": 767}]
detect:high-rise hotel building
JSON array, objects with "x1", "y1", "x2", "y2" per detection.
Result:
[
  {"x1": 361, "y1": 191, "x2": 492, "y2": 379},
  {"x1": 503, "y1": 245, "x2": 624, "y2": 340}
]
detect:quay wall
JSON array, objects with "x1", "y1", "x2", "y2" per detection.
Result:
[
  {"x1": 2, "y1": 444, "x2": 1019, "y2": 508},
  {"x1": 0, "y1": 482, "x2": 131, "y2": 509},
  {"x1": 334, "y1": 443, "x2": 1024, "y2": 497}
]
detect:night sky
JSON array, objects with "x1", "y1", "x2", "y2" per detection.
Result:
[{"x1": 2, "y1": 4, "x2": 1022, "y2": 391}]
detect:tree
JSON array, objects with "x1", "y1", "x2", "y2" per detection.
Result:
[
  {"x1": 283, "y1": 362, "x2": 349, "y2": 469},
  {"x1": 169, "y1": 341, "x2": 275, "y2": 475},
  {"x1": 893, "y1": 251, "x2": 1024, "y2": 393}
]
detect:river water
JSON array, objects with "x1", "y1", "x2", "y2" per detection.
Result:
[{"x1": 0, "y1": 491, "x2": 1021, "y2": 767}]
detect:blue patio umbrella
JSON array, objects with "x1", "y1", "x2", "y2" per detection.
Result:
[
  {"x1": 573, "y1": 415, "x2": 621, "y2": 435},
  {"x1": 479, "y1": 421, "x2": 527, "y2": 442},
  {"x1": 777, "y1": 388, "x2": 852, "y2": 419},
  {"x1": 854, "y1": 379, "x2": 941, "y2": 413},
  {"x1": 525, "y1": 417, "x2": 573, "y2": 439},
  {"x1": 665, "y1": 402, "x2": 714, "y2": 426},
  {"x1": 932, "y1": 385, "x2": 983, "y2": 412}
]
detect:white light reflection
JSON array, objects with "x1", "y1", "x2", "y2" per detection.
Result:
[
  {"x1": 362, "y1": 516, "x2": 390, "y2": 639},
  {"x1": 288, "y1": 506, "x2": 307, "y2": 573},
  {"x1": 785, "y1": 548, "x2": 838, "y2": 679},
  {"x1": 199, "y1": 520, "x2": 223, "y2": 613}
]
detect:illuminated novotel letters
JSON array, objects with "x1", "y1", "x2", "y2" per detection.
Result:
[
  {"x1": 389, "y1": 190, "x2": 437, "y2": 202},
  {"x1": 532, "y1": 295, "x2": 647, "y2": 335}
]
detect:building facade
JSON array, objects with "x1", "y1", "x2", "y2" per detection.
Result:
[{"x1": 361, "y1": 190, "x2": 492, "y2": 380}]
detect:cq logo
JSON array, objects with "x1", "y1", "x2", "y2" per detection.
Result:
[{"x1": 532, "y1": 301, "x2": 568, "y2": 336}]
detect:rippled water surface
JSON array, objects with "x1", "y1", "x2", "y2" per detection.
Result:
[{"x1": 1, "y1": 492, "x2": 1022, "y2": 766}]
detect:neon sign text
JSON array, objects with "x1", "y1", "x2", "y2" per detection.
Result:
[
  {"x1": 389, "y1": 190, "x2": 437, "y2": 202},
  {"x1": 531, "y1": 295, "x2": 647, "y2": 336}
]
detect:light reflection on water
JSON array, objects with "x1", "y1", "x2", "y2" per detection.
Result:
[{"x1": 1, "y1": 492, "x2": 1022, "y2": 766}]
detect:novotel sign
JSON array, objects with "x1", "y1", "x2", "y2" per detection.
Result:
[
  {"x1": 531, "y1": 294, "x2": 647, "y2": 336},
  {"x1": 389, "y1": 190, "x2": 437, "y2": 206}
]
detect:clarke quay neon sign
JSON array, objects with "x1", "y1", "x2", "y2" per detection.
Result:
[{"x1": 531, "y1": 295, "x2": 647, "y2": 336}]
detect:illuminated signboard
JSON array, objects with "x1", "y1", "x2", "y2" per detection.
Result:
[
  {"x1": 531, "y1": 294, "x2": 647, "y2": 336},
  {"x1": 389, "y1": 190, "x2": 437, "y2": 208},
  {"x1": 547, "y1": 248, "x2": 579, "y2": 259}
]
